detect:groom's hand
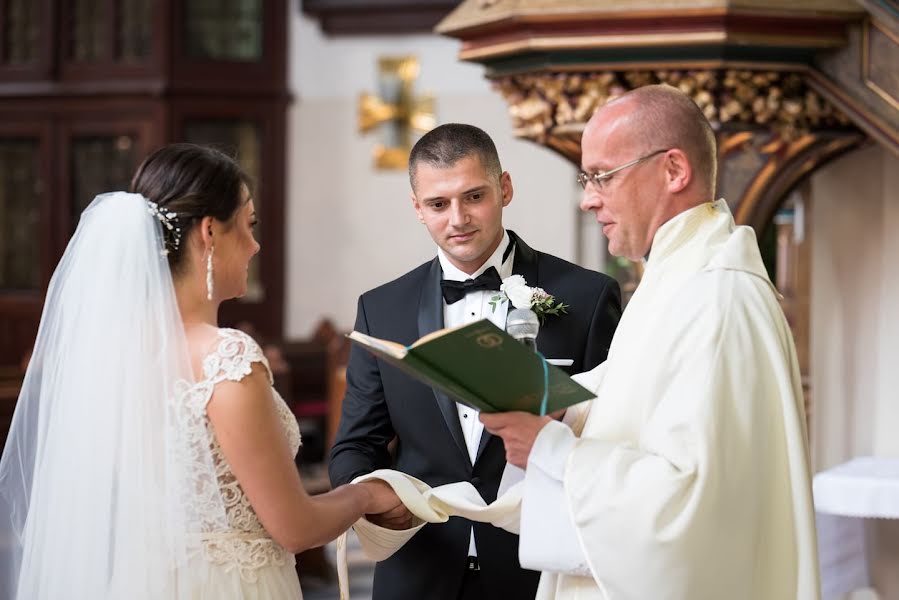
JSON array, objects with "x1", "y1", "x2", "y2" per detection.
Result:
[
  {"x1": 358, "y1": 480, "x2": 416, "y2": 530},
  {"x1": 368, "y1": 503, "x2": 416, "y2": 530},
  {"x1": 480, "y1": 411, "x2": 552, "y2": 469}
]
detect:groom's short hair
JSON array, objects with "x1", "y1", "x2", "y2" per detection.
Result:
[{"x1": 409, "y1": 123, "x2": 503, "y2": 190}]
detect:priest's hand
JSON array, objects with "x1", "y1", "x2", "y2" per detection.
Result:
[
  {"x1": 480, "y1": 411, "x2": 552, "y2": 469},
  {"x1": 357, "y1": 480, "x2": 416, "y2": 530}
]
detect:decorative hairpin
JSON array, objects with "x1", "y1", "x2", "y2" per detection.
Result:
[{"x1": 146, "y1": 200, "x2": 182, "y2": 256}]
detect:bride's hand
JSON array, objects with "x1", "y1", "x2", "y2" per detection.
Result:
[{"x1": 357, "y1": 480, "x2": 416, "y2": 530}]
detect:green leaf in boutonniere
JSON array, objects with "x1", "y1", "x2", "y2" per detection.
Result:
[{"x1": 488, "y1": 293, "x2": 506, "y2": 313}]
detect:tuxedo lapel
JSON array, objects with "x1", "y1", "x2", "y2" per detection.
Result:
[
  {"x1": 473, "y1": 230, "x2": 540, "y2": 464},
  {"x1": 508, "y1": 229, "x2": 539, "y2": 287},
  {"x1": 418, "y1": 258, "x2": 470, "y2": 464}
]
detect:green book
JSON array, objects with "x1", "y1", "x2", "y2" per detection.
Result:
[{"x1": 348, "y1": 319, "x2": 595, "y2": 415}]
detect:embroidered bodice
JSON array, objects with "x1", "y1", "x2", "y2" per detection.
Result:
[{"x1": 182, "y1": 328, "x2": 301, "y2": 582}]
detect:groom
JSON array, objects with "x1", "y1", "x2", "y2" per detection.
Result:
[{"x1": 329, "y1": 123, "x2": 621, "y2": 600}]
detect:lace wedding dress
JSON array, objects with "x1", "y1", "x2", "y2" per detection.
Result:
[
  {"x1": 0, "y1": 193, "x2": 305, "y2": 599},
  {"x1": 180, "y1": 328, "x2": 304, "y2": 599}
]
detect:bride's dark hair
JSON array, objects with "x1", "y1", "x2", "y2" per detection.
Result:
[{"x1": 131, "y1": 143, "x2": 252, "y2": 274}]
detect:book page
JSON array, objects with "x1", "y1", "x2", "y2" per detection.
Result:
[
  {"x1": 347, "y1": 331, "x2": 408, "y2": 359},
  {"x1": 410, "y1": 322, "x2": 471, "y2": 348}
]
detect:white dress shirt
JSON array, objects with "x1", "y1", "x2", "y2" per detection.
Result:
[{"x1": 436, "y1": 230, "x2": 515, "y2": 558}]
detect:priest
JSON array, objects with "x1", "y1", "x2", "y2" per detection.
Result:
[{"x1": 481, "y1": 84, "x2": 821, "y2": 600}]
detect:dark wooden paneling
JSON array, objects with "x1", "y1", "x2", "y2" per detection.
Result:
[
  {"x1": 0, "y1": 0, "x2": 289, "y2": 374},
  {"x1": 0, "y1": 119, "x2": 52, "y2": 367},
  {"x1": 58, "y1": 0, "x2": 164, "y2": 83},
  {"x1": 170, "y1": 95, "x2": 287, "y2": 340},
  {"x1": 170, "y1": 0, "x2": 286, "y2": 94},
  {"x1": 0, "y1": 294, "x2": 41, "y2": 367},
  {"x1": 0, "y1": 0, "x2": 55, "y2": 82}
]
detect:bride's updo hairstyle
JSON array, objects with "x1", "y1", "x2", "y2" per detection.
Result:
[{"x1": 131, "y1": 143, "x2": 252, "y2": 275}]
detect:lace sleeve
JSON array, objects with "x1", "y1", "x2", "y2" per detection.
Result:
[{"x1": 199, "y1": 329, "x2": 274, "y2": 407}]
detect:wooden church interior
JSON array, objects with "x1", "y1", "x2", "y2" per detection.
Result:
[{"x1": 0, "y1": 0, "x2": 897, "y2": 597}]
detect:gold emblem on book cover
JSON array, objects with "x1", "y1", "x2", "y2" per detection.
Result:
[{"x1": 476, "y1": 333, "x2": 503, "y2": 349}]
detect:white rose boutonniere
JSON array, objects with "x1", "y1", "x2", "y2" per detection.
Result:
[
  {"x1": 500, "y1": 275, "x2": 532, "y2": 309},
  {"x1": 489, "y1": 275, "x2": 569, "y2": 323}
]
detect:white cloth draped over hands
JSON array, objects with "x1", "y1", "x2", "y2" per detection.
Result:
[{"x1": 335, "y1": 468, "x2": 525, "y2": 599}]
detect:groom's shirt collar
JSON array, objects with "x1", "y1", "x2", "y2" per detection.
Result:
[{"x1": 437, "y1": 229, "x2": 514, "y2": 282}]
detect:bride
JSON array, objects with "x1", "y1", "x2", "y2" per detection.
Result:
[{"x1": 0, "y1": 143, "x2": 398, "y2": 599}]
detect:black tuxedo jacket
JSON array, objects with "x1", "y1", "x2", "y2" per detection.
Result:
[{"x1": 329, "y1": 231, "x2": 621, "y2": 600}]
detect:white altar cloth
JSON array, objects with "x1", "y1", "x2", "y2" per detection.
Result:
[{"x1": 814, "y1": 457, "x2": 899, "y2": 599}]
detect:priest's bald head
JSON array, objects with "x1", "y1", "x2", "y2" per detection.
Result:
[{"x1": 579, "y1": 84, "x2": 717, "y2": 261}]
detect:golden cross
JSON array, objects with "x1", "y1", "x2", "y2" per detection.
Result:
[{"x1": 358, "y1": 56, "x2": 436, "y2": 169}]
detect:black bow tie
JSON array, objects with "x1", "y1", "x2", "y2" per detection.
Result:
[{"x1": 441, "y1": 267, "x2": 503, "y2": 304}]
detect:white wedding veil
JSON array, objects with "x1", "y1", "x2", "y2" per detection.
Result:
[{"x1": 0, "y1": 192, "x2": 227, "y2": 598}]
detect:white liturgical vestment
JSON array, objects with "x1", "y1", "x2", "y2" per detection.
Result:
[
  {"x1": 336, "y1": 201, "x2": 819, "y2": 600},
  {"x1": 522, "y1": 199, "x2": 820, "y2": 600}
]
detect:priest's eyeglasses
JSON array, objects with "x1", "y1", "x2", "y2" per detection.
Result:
[{"x1": 577, "y1": 148, "x2": 671, "y2": 191}]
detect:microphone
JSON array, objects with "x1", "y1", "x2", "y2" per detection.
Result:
[{"x1": 506, "y1": 308, "x2": 539, "y2": 351}]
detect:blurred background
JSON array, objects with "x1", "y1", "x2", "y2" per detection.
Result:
[{"x1": 0, "y1": 1, "x2": 897, "y2": 598}]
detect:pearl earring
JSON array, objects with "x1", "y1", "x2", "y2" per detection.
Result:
[{"x1": 206, "y1": 245, "x2": 215, "y2": 301}]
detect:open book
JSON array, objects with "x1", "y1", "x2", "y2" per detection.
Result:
[{"x1": 348, "y1": 319, "x2": 595, "y2": 415}]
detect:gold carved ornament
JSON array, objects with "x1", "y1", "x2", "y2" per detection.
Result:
[{"x1": 492, "y1": 69, "x2": 852, "y2": 143}]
